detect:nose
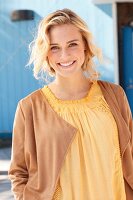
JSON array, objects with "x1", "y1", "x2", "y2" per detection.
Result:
[{"x1": 60, "y1": 48, "x2": 70, "y2": 60}]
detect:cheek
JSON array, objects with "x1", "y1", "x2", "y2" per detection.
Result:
[
  {"x1": 77, "y1": 48, "x2": 85, "y2": 59},
  {"x1": 76, "y1": 46, "x2": 85, "y2": 54},
  {"x1": 47, "y1": 54, "x2": 59, "y2": 69},
  {"x1": 79, "y1": 50, "x2": 86, "y2": 64},
  {"x1": 47, "y1": 53, "x2": 57, "y2": 63}
]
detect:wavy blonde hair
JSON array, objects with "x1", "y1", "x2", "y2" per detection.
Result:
[{"x1": 28, "y1": 8, "x2": 102, "y2": 80}]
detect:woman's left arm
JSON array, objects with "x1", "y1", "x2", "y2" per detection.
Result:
[{"x1": 120, "y1": 87, "x2": 133, "y2": 154}]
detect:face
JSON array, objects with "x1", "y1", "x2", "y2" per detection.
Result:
[{"x1": 47, "y1": 24, "x2": 86, "y2": 78}]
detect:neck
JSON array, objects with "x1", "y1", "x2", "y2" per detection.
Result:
[{"x1": 49, "y1": 73, "x2": 92, "y2": 98}]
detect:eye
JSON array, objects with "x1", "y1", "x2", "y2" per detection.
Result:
[
  {"x1": 50, "y1": 46, "x2": 60, "y2": 52},
  {"x1": 69, "y1": 43, "x2": 78, "y2": 47}
]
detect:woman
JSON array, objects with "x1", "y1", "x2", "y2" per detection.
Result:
[{"x1": 9, "y1": 9, "x2": 133, "y2": 200}]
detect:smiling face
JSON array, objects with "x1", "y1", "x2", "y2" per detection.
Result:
[{"x1": 47, "y1": 23, "x2": 86, "y2": 79}]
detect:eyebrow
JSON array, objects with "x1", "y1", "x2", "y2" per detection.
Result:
[{"x1": 50, "y1": 39, "x2": 79, "y2": 46}]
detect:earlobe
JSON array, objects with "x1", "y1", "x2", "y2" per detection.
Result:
[
  {"x1": 84, "y1": 44, "x2": 87, "y2": 51},
  {"x1": 84, "y1": 49, "x2": 87, "y2": 54}
]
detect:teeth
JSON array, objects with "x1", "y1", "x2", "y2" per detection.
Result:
[{"x1": 59, "y1": 61, "x2": 74, "y2": 67}]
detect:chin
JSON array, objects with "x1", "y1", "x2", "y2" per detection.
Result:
[{"x1": 57, "y1": 69, "x2": 83, "y2": 78}]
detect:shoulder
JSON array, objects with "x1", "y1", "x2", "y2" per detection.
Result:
[
  {"x1": 20, "y1": 88, "x2": 41, "y2": 103},
  {"x1": 97, "y1": 79, "x2": 121, "y2": 88},
  {"x1": 98, "y1": 80, "x2": 132, "y2": 116},
  {"x1": 97, "y1": 80, "x2": 124, "y2": 95},
  {"x1": 17, "y1": 88, "x2": 47, "y2": 112},
  {"x1": 97, "y1": 80, "x2": 127, "y2": 110}
]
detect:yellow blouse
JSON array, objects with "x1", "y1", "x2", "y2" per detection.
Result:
[{"x1": 42, "y1": 81, "x2": 126, "y2": 200}]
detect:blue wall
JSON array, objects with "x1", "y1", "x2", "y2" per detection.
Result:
[{"x1": 0, "y1": 0, "x2": 114, "y2": 135}]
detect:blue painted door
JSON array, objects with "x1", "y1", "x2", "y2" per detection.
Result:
[{"x1": 122, "y1": 26, "x2": 133, "y2": 113}]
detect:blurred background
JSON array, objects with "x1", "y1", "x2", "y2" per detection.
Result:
[{"x1": 0, "y1": 0, "x2": 133, "y2": 199}]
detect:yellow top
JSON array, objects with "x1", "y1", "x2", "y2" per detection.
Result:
[{"x1": 42, "y1": 81, "x2": 126, "y2": 200}]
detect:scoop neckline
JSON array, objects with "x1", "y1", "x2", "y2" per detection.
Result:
[{"x1": 41, "y1": 81, "x2": 97, "y2": 104}]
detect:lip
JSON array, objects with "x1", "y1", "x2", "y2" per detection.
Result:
[{"x1": 58, "y1": 61, "x2": 76, "y2": 68}]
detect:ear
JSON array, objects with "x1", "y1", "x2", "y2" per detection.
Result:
[
  {"x1": 83, "y1": 39, "x2": 87, "y2": 51},
  {"x1": 84, "y1": 44, "x2": 87, "y2": 51}
]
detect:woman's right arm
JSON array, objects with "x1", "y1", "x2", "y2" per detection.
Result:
[{"x1": 8, "y1": 101, "x2": 28, "y2": 200}]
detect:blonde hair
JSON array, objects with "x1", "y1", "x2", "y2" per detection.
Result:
[{"x1": 28, "y1": 8, "x2": 102, "y2": 81}]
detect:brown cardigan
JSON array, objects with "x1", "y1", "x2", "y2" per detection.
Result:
[{"x1": 8, "y1": 80, "x2": 133, "y2": 200}]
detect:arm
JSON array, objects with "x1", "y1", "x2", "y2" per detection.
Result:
[
  {"x1": 8, "y1": 101, "x2": 28, "y2": 200},
  {"x1": 120, "y1": 86, "x2": 133, "y2": 155}
]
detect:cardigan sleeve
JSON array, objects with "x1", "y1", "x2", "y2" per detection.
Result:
[
  {"x1": 120, "y1": 86, "x2": 133, "y2": 155},
  {"x1": 8, "y1": 101, "x2": 28, "y2": 200}
]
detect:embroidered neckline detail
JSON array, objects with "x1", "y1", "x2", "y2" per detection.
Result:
[{"x1": 41, "y1": 81, "x2": 98, "y2": 105}]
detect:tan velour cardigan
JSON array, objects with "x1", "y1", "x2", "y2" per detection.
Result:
[{"x1": 8, "y1": 80, "x2": 133, "y2": 200}]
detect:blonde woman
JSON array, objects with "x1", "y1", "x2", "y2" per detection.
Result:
[{"x1": 9, "y1": 9, "x2": 133, "y2": 200}]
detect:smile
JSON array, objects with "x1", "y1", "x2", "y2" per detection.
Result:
[{"x1": 58, "y1": 61, "x2": 76, "y2": 67}]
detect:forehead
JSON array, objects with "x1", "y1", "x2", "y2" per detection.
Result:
[{"x1": 48, "y1": 24, "x2": 83, "y2": 43}]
